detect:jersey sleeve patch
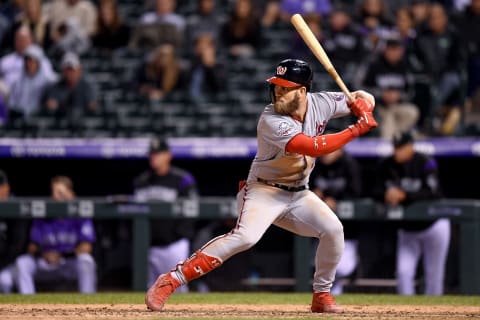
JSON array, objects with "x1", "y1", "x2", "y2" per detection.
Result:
[
  {"x1": 332, "y1": 93, "x2": 345, "y2": 102},
  {"x1": 276, "y1": 121, "x2": 295, "y2": 137}
]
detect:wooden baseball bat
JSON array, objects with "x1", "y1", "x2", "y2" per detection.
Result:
[{"x1": 290, "y1": 13, "x2": 354, "y2": 103}]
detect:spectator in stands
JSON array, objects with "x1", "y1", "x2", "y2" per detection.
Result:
[
  {"x1": 279, "y1": 0, "x2": 331, "y2": 20},
  {"x1": 453, "y1": 0, "x2": 480, "y2": 101},
  {"x1": 362, "y1": 37, "x2": 419, "y2": 139},
  {"x1": 45, "y1": 0, "x2": 98, "y2": 39},
  {"x1": 0, "y1": 26, "x2": 56, "y2": 91},
  {"x1": 43, "y1": 52, "x2": 98, "y2": 118},
  {"x1": 375, "y1": 131, "x2": 448, "y2": 295},
  {"x1": 410, "y1": 3, "x2": 466, "y2": 135},
  {"x1": 47, "y1": 16, "x2": 91, "y2": 58},
  {"x1": 92, "y1": 0, "x2": 131, "y2": 52},
  {"x1": 13, "y1": 0, "x2": 51, "y2": 48},
  {"x1": 0, "y1": 25, "x2": 32, "y2": 89},
  {"x1": 260, "y1": 0, "x2": 285, "y2": 29},
  {"x1": 391, "y1": 6, "x2": 417, "y2": 47},
  {"x1": 355, "y1": 0, "x2": 393, "y2": 53},
  {"x1": 409, "y1": 0, "x2": 431, "y2": 32},
  {"x1": 135, "y1": 43, "x2": 188, "y2": 102},
  {"x1": 323, "y1": 5, "x2": 367, "y2": 81},
  {"x1": 0, "y1": 175, "x2": 97, "y2": 294},
  {"x1": 403, "y1": 2, "x2": 430, "y2": 131},
  {"x1": 290, "y1": 13, "x2": 323, "y2": 62},
  {"x1": 7, "y1": 45, "x2": 57, "y2": 122},
  {"x1": 188, "y1": 33, "x2": 227, "y2": 102},
  {"x1": 131, "y1": 0, "x2": 185, "y2": 49},
  {"x1": 185, "y1": 0, "x2": 225, "y2": 48},
  {"x1": 140, "y1": 0, "x2": 185, "y2": 32},
  {"x1": 133, "y1": 137, "x2": 198, "y2": 292},
  {"x1": 220, "y1": 0, "x2": 262, "y2": 58},
  {"x1": 309, "y1": 147, "x2": 362, "y2": 295}
]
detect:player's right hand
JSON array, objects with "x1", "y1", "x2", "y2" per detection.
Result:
[
  {"x1": 348, "y1": 98, "x2": 374, "y2": 118},
  {"x1": 349, "y1": 111, "x2": 378, "y2": 137}
]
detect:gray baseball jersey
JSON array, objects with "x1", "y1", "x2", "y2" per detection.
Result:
[{"x1": 247, "y1": 91, "x2": 351, "y2": 186}]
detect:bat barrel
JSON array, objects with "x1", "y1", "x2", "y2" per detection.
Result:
[{"x1": 290, "y1": 14, "x2": 354, "y2": 103}]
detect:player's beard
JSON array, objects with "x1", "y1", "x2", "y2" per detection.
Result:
[{"x1": 274, "y1": 92, "x2": 300, "y2": 115}]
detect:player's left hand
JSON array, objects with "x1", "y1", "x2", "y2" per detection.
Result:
[{"x1": 349, "y1": 111, "x2": 378, "y2": 137}]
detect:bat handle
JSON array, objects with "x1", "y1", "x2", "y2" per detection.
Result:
[{"x1": 344, "y1": 91, "x2": 355, "y2": 104}]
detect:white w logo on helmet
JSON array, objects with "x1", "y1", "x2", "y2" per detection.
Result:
[{"x1": 276, "y1": 66, "x2": 287, "y2": 75}]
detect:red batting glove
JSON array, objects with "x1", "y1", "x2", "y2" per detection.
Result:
[
  {"x1": 349, "y1": 111, "x2": 378, "y2": 137},
  {"x1": 348, "y1": 98, "x2": 374, "y2": 118}
]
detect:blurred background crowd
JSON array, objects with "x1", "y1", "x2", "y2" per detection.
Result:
[
  {"x1": 0, "y1": 0, "x2": 479, "y2": 139},
  {"x1": 0, "y1": 0, "x2": 479, "y2": 295}
]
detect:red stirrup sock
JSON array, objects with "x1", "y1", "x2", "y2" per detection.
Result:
[{"x1": 175, "y1": 250, "x2": 223, "y2": 284}]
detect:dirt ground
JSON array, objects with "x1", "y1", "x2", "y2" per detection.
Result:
[{"x1": 0, "y1": 304, "x2": 479, "y2": 320}]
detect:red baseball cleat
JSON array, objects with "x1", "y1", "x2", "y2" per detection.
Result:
[
  {"x1": 311, "y1": 292, "x2": 344, "y2": 313},
  {"x1": 145, "y1": 273, "x2": 181, "y2": 311}
]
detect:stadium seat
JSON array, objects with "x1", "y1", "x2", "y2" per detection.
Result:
[
  {"x1": 116, "y1": 116, "x2": 152, "y2": 136},
  {"x1": 25, "y1": 115, "x2": 56, "y2": 131},
  {"x1": 163, "y1": 116, "x2": 197, "y2": 136},
  {"x1": 35, "y1": 129, "x2": 72, "y2": 138}
]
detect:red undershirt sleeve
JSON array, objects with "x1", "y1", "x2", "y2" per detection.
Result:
[{"x1": 285, "y1": 129, "x2": 355, "y2": 157}]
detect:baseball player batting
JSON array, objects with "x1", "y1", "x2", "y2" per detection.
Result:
[{"x1": 145, "y1": 59, "x2": 377, "y2": 313}]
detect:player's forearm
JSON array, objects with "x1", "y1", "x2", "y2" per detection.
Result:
[{"x1": 286, "y1": 130, "x2": 355, "y2": 157}]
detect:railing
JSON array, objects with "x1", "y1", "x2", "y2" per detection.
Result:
[{"x1": 0, "y1": 198, "x2": 479, "y2": 294}]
